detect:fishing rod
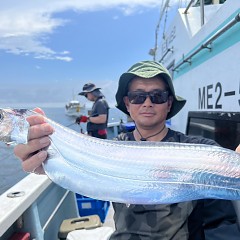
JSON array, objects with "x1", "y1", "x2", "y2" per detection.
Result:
[
  {"x1": 66, "y1": 122, "x2": 76, "y2": 127},
  {"x1": 66, "y1": 121, "x2": 84, "y2": 133}
]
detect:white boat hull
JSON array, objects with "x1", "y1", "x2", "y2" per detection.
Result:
[{"x1": 156, "y1": 0, "x2": 240, "y2": 133}]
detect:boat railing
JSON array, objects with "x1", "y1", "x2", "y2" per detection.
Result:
[
  {"x1": 183, "y1": 0, "x2": 196, "y2": 14},
  {"x1": 184, "y1": 0, "x2": 206, "y2": 26},
  {"x1": 159, "y1": 47, "x2": 173, "y2": 63},
  {"x1": 159, "y1": 0, "x2": 229, "y2": 64},
  {"x1": 0, "y1": 174, "x2": 79, "y2": 239},
  {"x1": 173, "y1": 12, "x2": 240, "y2": 72},
  {"x1": 107, "y1": 121, "x2": 122, "y2": 139}
]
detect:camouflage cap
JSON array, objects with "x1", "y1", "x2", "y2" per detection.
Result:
[{"x1": 115, "y1": 61, "x2": 186, "y2": 119}]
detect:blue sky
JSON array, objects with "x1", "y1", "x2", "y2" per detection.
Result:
[{"x1": 0, "y1": 0, "x2": 182, "y2": 108}]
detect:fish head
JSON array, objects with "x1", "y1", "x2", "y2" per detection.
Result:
[{"x1": 0, "y1": 108, "x2": 29, "y2": 145}]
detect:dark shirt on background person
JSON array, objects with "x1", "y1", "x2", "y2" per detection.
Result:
[{"x1": 76, "y1": 83, "x2": 109, "y2": 139}]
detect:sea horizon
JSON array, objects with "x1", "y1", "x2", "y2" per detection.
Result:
[{"x1": 0, "y1": 105, "x2": 127, "y2": 195}]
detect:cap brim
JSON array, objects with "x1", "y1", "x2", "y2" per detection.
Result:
[
  {"x1": 167, "y1": 95, "x2": 186, "y2": 119},
  {"x1": 78, "y1": 87, "x2": 101, "y2": 96}
]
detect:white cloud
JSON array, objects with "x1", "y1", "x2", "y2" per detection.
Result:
[
  {"x1": 0, "y1": 0, "x2": 170, "y2": 61},
  {"x1": 55, "y1": 56, "x2": 73, "y2": 62},
  {"x1": 61, "y1": 50, "x2": 70, "y2": 55}
]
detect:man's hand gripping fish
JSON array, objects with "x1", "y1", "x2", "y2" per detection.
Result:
[{"x1": 0, "y1": 108, "x2": 240, "y2": 204}]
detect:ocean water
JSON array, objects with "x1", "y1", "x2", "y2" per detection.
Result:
[{"x1": 0, "y1": 107, "x2": 127, "y2": 195}]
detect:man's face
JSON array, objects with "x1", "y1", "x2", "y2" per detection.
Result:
[
  {"x1": 86, "y1": 92, "x2": 95, "y2": 102},
  {"x1": 123, "y1": 77, "x2": 173, "y2": 129}
]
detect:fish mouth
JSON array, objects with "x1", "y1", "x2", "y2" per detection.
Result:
[
  {"x1": 1, "y1": 108, "x2": 29, "y2": 117},
  {"x1": 0, "y1": 108, "x2": 30, "y2": 144}
]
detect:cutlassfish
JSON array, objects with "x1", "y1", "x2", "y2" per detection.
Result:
[{"x1": 0, "y1": 108, "x2": 240, "y2": 204}]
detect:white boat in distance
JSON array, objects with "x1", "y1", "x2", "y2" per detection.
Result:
[{"x1": 65, "y1": 100, "x2": 85, "y2": 117}]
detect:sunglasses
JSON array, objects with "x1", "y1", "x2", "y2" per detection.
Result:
[{"x1": 127, "y1": 90, "x2": 169, "y2": 104}]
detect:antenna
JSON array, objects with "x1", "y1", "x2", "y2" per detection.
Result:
[{"x1": 149, "y1": 0, "x2": 170, "y2": 61}]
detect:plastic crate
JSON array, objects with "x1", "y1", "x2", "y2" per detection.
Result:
[
  {"x1": 76, "y1": 194, "x2": 110, "y2": 223},
  {"x1": 58, "y1": 215, "x2": 102, "y2": 239},
  {"x1": 121, "y1": 122, "x2": 135, "y2": 132}
]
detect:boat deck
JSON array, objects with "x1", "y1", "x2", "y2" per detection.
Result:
[{"x1": 103, "y1": 203, "x2": 115, "y2": 230}]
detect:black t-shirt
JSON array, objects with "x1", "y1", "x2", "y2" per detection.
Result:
[
  {"x1": 87, "y1": 97, "x2": 109, "y2": 132},
  {"x1": 110, "y1": 129, "x2": 239, "y2": 240}
]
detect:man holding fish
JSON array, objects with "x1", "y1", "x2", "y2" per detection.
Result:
[{"x1": 14, "y1": 61, "x2": 240, "y2": 239}]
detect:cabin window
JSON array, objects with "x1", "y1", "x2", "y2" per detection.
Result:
[
  {"x1": 194, "y1": 0, "x2": 226, "y2": 6},
  {"x1": 186, "y1": 111, "x2": 240, "y2": 150}
]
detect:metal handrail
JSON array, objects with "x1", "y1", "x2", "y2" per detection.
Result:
[
  {"x1": 184, "y1": 0, "x2": 204, "y2": 25},
  {"x1": 159, "y1": 47, "x2": 173, "y2": 62},
  {"x1": 152, "y1": 0, "x2": 170, "y2": 61},
  {"x1": 200, "y1": 0, "x2": 205, "y2": 26},
  {"x1": 43, "y1": 190, "x2": 70, "y2": 231},
  {"x1": 183, "y1": 0, "x2": 195, "y2": 14},
  {"x1": 160, "y1": 0, "x2": 202, "y2": 63},
  {"x1": 173, "y1": 12, "x2": 240, "y2": 71}
]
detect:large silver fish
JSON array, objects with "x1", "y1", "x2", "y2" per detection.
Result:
[{"x1": 0, "y1": 108, "x2": 240, "y2": 204}]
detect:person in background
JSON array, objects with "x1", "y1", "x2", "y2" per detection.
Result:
[
  {"x1": 13, "y1": 61, "x2": 240, "y2": 240},
  {"x1": 76, "y1": 83, "x2": 109, "y2": 139}
]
